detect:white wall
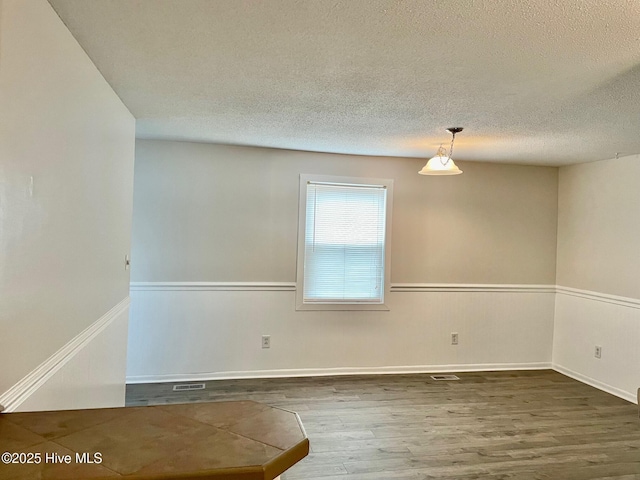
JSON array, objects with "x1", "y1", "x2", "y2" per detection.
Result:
[
  {"x1": 12, "y1": 300, "x2": 130, "y2": 412},
  {"x1": 556, "y1": 155, "x2": 640, "y2": 299},
  {"x1": 553, "y1": 290, "x2": 639, "y2": 403},
  {"x1": 132, "y1": 140, "x2": 559, "y2": 284},
  {"x1": 553, "y1": 154, "x2": 640, "y2": 402},
  {"x1": 128, "y1": 286, "x2": 554, "y2": 382},
  {"x1": 128, "y1": 140, "x2": 558, "y2": 381},
  {"x1": 0, "y1": 0, "x2": 135, "y2": 411}
]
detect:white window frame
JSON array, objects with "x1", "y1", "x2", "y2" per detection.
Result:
[{"x1": 296, "y1": 174, "x2": 393, "y2": 311}]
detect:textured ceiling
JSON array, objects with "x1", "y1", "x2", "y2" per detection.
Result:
[{"x1": 49, "y1": 0, "x2": 640, "y2": 165}]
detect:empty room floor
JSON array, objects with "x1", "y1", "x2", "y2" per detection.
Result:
[{"x1": 126, "y1": 370, "x2": 640, "y2": 480}]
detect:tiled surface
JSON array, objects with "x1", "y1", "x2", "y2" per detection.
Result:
[
  {"x1": 157, "y1": 400, "x2": 272, "y2": 429},
  {"x1": 227, "y1": 406, "x2": 311, "y2": 451},
  {"x1": 0, "y1": 401, "x2": 308, "y2": 479},
  {"x1": 0, "y1": 421, "x2": 46, "y2": 452},
  {"x1": 2, "y1": 441, "x2": 120, "y2": 480},
  {"x1": 127, "y1": 371, "x2": 640, "y2": 480},
  {"x1": 132, "y1": 428, "x2": 282, "y2": 476},
  {"x1": 6, "y1": 408, "x2": 128, "y2": 440}
]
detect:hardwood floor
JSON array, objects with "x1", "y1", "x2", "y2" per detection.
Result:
[{"x1": 126, "y1": 370, "x2": 640, "y2": 479}]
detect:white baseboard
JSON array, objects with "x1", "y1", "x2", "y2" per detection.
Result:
[
  {"x1": 0, "y1": 297, "x2": 130, "y2": 412},
  {"x1": 126, "y1": 362, "x2": 552, "y2": 384},
  {"x1": 553, "y1": 363, "x2": 637, "y2": 404}
]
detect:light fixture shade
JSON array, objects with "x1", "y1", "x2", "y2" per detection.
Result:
[{"x1": 418, "y1": 155, "x2": 463, "y2": 175}]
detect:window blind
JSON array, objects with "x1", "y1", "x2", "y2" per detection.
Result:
[{"x1": 303, "y1": 182, "x2": 387, "y2": 303}]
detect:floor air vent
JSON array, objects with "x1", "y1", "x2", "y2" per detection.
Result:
[
  {"x1": 430, "y1": 375, "x2": 460, "y2": 381},
  {"x1": 172, "y1": 383, "x2": 206, "y2": 391}
]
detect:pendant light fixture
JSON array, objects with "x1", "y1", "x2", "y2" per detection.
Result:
[{"x1": 418, "y1": 127, "x2": 464, "y2": 175}]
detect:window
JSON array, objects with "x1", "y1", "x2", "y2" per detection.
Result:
[{"x1": 296, "y1": 174, "x2": 393, "y2": 310}]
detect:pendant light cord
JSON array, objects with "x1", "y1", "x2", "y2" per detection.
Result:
[{"x1": 448, "y1": 130, "x2": 457, "y2": 160}]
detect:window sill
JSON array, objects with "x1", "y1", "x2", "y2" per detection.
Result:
[{"x1": 295, "y1": 302, "x2": 390, "y2": 311}]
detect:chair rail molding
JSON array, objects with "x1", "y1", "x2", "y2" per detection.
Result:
[{"x1": 0, "y1": 297, "x2": 130, "y2": 412}]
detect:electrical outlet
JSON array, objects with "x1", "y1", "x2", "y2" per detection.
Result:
[
  {"x1": 595, "y1": 345, "x2": 602, "y2": 358},
  {"x1": 451, "y1": 333, "x2": 459, "y2": 345},
  {"x1": 262, "y1": 335, "x2": 271, "y2": 349}
]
